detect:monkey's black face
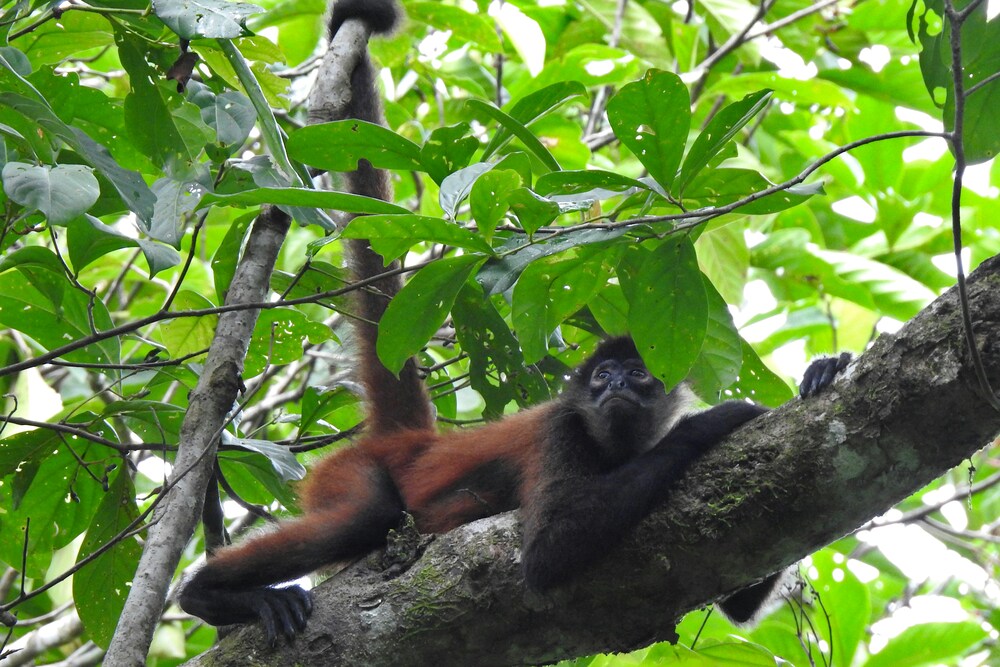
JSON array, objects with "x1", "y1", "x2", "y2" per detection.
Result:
[{"x1": 588, "y1": 358, "x2": 663, "y2": 418}]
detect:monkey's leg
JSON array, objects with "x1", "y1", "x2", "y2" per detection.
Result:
[{"x1": 178, "y1": 466, "x2": 404, "y2": 644}]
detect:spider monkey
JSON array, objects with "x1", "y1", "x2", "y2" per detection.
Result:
[{"x1": 177, "y1": 0, "x2": 849, "y2": 644}]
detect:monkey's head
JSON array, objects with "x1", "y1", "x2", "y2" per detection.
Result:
[{"x1": 568, "y1": 337, "x2": 689, "y2": 460}]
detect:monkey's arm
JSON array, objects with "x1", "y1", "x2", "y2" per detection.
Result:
[{"x1": 521, "y1": 401, "x2": 768, "y2": 590}]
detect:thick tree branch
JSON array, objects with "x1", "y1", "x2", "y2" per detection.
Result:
[{"x1": 182, "y1": 257, "x2": 1000, "y2": 665}]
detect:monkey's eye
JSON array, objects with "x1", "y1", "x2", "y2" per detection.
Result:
[
  {"x1": 596, "y1": 371, "x2": 611, "y2": 380},
  {"x1": 629, "y1": 369, "x2": 647, "y2": 378}
]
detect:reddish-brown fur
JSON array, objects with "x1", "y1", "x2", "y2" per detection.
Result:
[
  {"x1": 197, "y1": 406, "x2": 552, "y2": 593},
  {"x1": 306, "y1": 406, "x2": 551, "y2": 532}
]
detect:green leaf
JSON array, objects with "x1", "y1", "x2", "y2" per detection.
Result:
[
  {"x1": 439, "y1": 162, "x2": 493, "y2": 219},
  {"x1": 212, "y1": 211, "x2": 255, "y2": 299},
  {"x1": 695, "y1": 222, "x2": 748, "y2": 306},
  {"x1": 66, "y1": 216, "x2": 180, "y2": 277},
  {"x1": 806, "y1": 550, "x2": 871, "y2": 667},
  {"x1": 0, "y1": 267, "x2": 120, "y2": 367},
  {"x1": 683, "y1": 168, "x2": 822, "y2": 214},
  {"x1": 188, "y1": 81, "x2": 256, "y2": 148},
  {"x1": 535, "y1": 169, "x2": 652, "y2": 198},
  {"x1": 2, "y1": 161, "x2": 99, "y2": 224},
  {"x1": 512, "y1": 251, "x2": 617, "y2": 363},
  {"x1": 287, "y1": 120, "x2": 423, "y2": 172},
  {"x1": 519, "y1": 45, "x2": 640, "y2": 99},
  {"x1": 73, "y1": 467, "x2": 141, "y2": 649},
  {"x1": 619, "y1": 238, "x2": 708, "y2": 391},
  {"x1": 200, "y1": 187, "x2": 408, "y2": 215},
  {"x1": 245, "y1": 308, "x2": 335, "y2": 377},
  {"x1": 377, "y1": 255, "x2": 486, "y2": 374},
  {"x1": 159, "y1": 291, "x2": 218, "y2": 360},
  {"x1": 150, "y1": 178, "x2": 207, "y2": 246},
  {"x1": 101, "y1": 401, "x2": 185, "y2": 445},
  {"x1": 694, "y1": 639, "x2": 781, "y2": 665},
  {"x1": 300, "y1": 385, "x2": 362, "y2": 435},
  {"x1": 469, "y1": 169, "x2": 521, "y2": 243},
  {"x1": 154, "y1": 0, "x2": 263, "y2": 39},
  {"x1": 421, "y1": 123, "x2": 480, "y2": 186},
  {"x1": 730, "y1": 340, "x2": 793, "y2": 407},
  {"x1": 507, "y1": 188, "x2": 561, "y2": 235},
  {"x1": 607, "y1": 70, "x2": 690, "y2": 192},
  {"x1": 342, "y1": 214, "x2": 494, "y2": 262},
  {"x1": 408, "y1": 2, "x2": 504, "y2": 52},
  {"x1": 478, "y1": 227, "x2": 627, "y2": 295},
  {"x1": 119, "y1": 32, "x2": 214, "y2": 168},
  {"x1": 453, "y1": 280, "x2": 551, "y2": 417},
  {"x1": 686, "y1": 278, "x2": 742, "y2": 400},
  {"x1": 0, "y1": 427, "x2": 54, "y2": 478},
  {"x1": 482, "y1": 81, "x2": 588, "y2": 160},
  {"x1": 466, "y1": 99, "x2": 562, "y2": 173},
  {"x1": 64, "y1": 216, "x2": 136, "y2": 272},
  {"x1": 678, "y1": 89, "x2": 772, "y2": 194},
  {"x1": 218, "y1": 450, "x2": 297, "y2": 507},
  {"x1": 817, "y1": 249, "x2": 937, "y2": 321},
  {"x1": 706, "y1": 73, "x2": 853, "y2": 111},
  {"x1": 223, "y1": 433, "x2": 306, "y2": 482},
  {"x1": 864, "y1": 621, "x2": 987, "y2": 667},
  {"x1": 0, "y1": 245, "x2": 72, "y2": 309}
]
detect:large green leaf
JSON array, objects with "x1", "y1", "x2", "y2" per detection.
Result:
[
  {"x1": 607, "y1": 70, "x2": 690, "y2": 192},
  {"x1": 0, "y1": 259, "x2": 120, "y2": 367},
  {"x1": 245, "y1": 308, "x2": 335, "y2": 377},
  {"x1": 118, "y1": 31, "x2": 213, "y2": 168},
  {"x1": 154, "y1": 0, "x2": 262, "y2": 39},
  {"x1": 200, "y1": 187, "x2": 409, "y2": 215},
  {"x1": 2, "y1": 162, "x2": 99, "y2": 224},
  {"x1": 453, "y1": 280, "x2": 551, "y2": 417},
  {"x1": 619, "y1": 238, "x2": 708, "y2": 391},
  {"x1": 342, "y1": 214, "x2": 494, "y2": 262},
  {"x1": 408, "y1": 2, "x2": 504, "y2": 51},
  {"x1": 286, "y1": 120, "x2": 423, "y2": 172},
  {"x1": 678, "y1": 89, "x2": 772, "y2": 194},
  {"x1": 73, "y1": 467, "x2": 141, "y2": 649},
  {"x1": 686, "y1": 278, "x2": 742, "y2": 400},
  {"x1": 469, "y1": 169, "x2": 522, "y2": 243},
  {"x1": 683, "y1": 168, "x2": 823, "y2": 214},
  {"x1": 481, "y1": 80, "x2": 588, "y2": 160},
  {"x1": 479, "y1": 228, "x2": 627, "y2": 295},
  {"x1": 865, "y1": 620, "x2": 987, "y2": 667},
  {"x1": 466, "y1": 98, "x2": 562, "y2": 173},
  {"x1": 376, "y1": 255, "x2": 486, "y2": 375},
  {"x1": 512, "y1": 250, "x2": 617, "y2": 364},
  {"x1": 159, "y1": 290, "x2": 218, "y2": 360}
]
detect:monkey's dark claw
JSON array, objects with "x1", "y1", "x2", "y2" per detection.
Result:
[
  {"x1": 799, "y1": 352, "x2": 852, "y2": 398},
  {"x1": 253, "y1": 585, "x2": 313, "y2": 646}
]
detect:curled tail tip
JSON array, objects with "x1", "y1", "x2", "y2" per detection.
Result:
[{"x1": 329, "y1": 0, "x2": 401, "y2": 37}]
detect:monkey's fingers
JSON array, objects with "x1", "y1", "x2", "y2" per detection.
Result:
[
  {"x1": 799, "y1": 352, "x2": 852, "y2": 398},
  {"x1": 252, "y1": 585, "x2": 313, "y2": 646}
]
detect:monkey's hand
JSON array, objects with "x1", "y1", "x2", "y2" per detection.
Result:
[
  {"x1": 195, "y1": 584, "x2": 312, "y2": 646},
  {"x1": 249, "y1": 585, "x2": 313, "y2": 645},
  {"x1": 799, "y1": 352, "x2": 852, "y2": 398}
]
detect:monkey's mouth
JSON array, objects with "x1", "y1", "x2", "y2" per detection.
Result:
[{"x1": 601, "y1": 394, "x2": 639, "y2": 409}]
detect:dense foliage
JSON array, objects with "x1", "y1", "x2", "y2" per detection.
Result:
[{"x1": 0, "y1": 0, "x2": 999, "y2": 663}]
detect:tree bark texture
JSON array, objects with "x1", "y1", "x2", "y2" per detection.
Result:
[
  {"x1": 180, "y1": 254, "x2": 1000, "y2": 665},
  {"x1": 104, "y1": 207, "x2": 291, "y2": 666}
]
